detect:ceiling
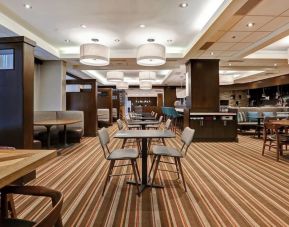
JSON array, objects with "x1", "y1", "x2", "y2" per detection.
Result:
[{"x1": 1, "y1": 0, "x2": 289, "y2": 86}]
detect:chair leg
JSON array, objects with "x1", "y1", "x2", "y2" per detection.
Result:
[
  {"x1": 134, "y1": 161, "x2": 141, "y2": 182},
  {"x1": 148, "y1": 155, "x2": 157, "y2": 179},
  {"x1": 121, "y1": 139, "x2": 127, "y2": 148},
  {"x1": 174, "y1": 157, "x2": 180, "y2": 180},
  {"x1": 177, "y1": 158, "x2": 187, "y2": 192},
  {"x1": 102, "y1": 160, "x2": 115, "y2": 196},
  {"x1": 7, "y1": 195, "x2": 16, "y2": 218},
  {"x1": 162, "y1": 138, "x2": 166, "y2": 146},
  {"x1": 131, "y1": 160, "x2": 140, "y2": 195},
  {"x1": 262, "y1": 139, "x2": 266, "y2": 156},
  {"x1": 151, "y1": 156, "x2": 161, "y2": 186}
]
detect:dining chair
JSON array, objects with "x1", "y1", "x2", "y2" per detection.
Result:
[
  {"x1": 0, "y1": 185, "x2": 63, "y2": 227},
  {"x1": 262, "y1": 122, "x2": 289, "y2": 161},
  {"x1": 98, "y1": 127, "x2": 141, "y2": 195},
  {"x1": 146, "y1": 116, "x2": 163, "y2": 129},
  {"x1": 149, "y1": 127, "x2": 195, "y2": 191},
  {"x1": 125, "y1": 116, "x2": 141, "y2": 130},
  {"x1": 117, "y1": 119, "x2": 141, "y2": 151},
  {"x1": 148, "y1": 119, "x2": 172, "y2": 151},
  {"x1": 154, "y1": 113, "x2": 158, "y2": 119}
]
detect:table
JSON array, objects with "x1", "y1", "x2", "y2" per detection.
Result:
[
  {"x1": 0, "y1": 149, "x2": 56, "y2": 189},
  {"x1": 127, "y1": 120, "x2": 159, "y2": 129},
  {"x1": 114, "y1": 130, "x2": 175, "y2": 192},
  {"x1": 34, "y1": 119, "x2": 81, "y2": 149},
  {"x1": 255, "y1": 117, "x2": 264, "y2": 138},
  {"x1": 134, "y1": 116, "x2": 156, "y2": 121}
]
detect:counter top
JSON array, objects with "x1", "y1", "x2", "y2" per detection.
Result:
[{"x1": 190, "y1": 112, "x2": 236, "y2": 116}]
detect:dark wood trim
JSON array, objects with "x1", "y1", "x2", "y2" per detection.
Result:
[{"x1": 66, "y1": 72, "x2": 84, "y2": 80}]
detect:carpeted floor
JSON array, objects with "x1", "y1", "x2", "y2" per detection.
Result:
[{"x1": 14, "y1": 125, "x2": 289, "y2": 226}]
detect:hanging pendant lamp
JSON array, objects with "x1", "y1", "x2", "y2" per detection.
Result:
[
  {"x1": 136, "y1": 43, "x2": 166, "y2": 66},
  {"x1": 80, "y1": 43, "x2": 110, "y2": 66}
]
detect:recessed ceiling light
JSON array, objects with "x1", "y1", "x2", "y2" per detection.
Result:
[
  {"x1": 179, "y1": 3, "x2": 188, "y2": 8},
  {"x1": 139, "y1": 24, "x2": 146, "y2": 28},
  {"x1": 210, "y1": 52, "x2": 214, "y2": 56},
  {"x1": 147, "y1": 38, "x2": 155, "y2": 42},
  {"x1": 274, "y1": 63, "x2": 277, "y2": 67},
  {"x1": 91, "y1": 38, "x2": 99, "y2": 42},
  {"x1": 167, "y1": 39, "x2": 173, "y2": 43},
  {"x1": 81, "y1": 24, "x2": 87, "y2": 29},
  {"x1": 229, "y1": 63, "x2": 232, "y2": 66},
  {"x1": 24, "y1": 4, "x2": 32, "y2": 9},
  {"x1": 246, "y1": 22, "x2": 255, "y2": 28},
  {"x1": 114, "y1": 39, "x2": 120, "y2": 43},
  {"x1": 64, "y1": 39, "x2": 70, "y2": 43}
]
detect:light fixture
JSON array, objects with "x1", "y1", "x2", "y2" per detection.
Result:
[
  {"x1": 167, "y1": 39, "x2": 173, "y2": 43},
  {"x1": 64, "y1": 39, "x2": 70, "y2": 43},
  {"x1": 114, "y1": 39, "x2": 120, "y2": 43},
  {"x1": 140, "y1": 81, "x2": 152, "y2": 90},
  {"x1": 116, "y1": 81, "x2": 128, "y2": 89},
  {"x1": 139, "y1": 71, "x2": 156, "y2": 81},
  {"x1": 179, "y1": 3, "x2": 188, "y2": 8},
  {"x1": 210, "y1": 52, "x2": 214, "y2": 56},
  {"x1": 106, "y1": 71, "x2": 124, "y2": 82},
  {"x1": 137, "y1": 43, "x2": 166, "y2": 66},
  {"x1": 246, "y1": 22, "x2": 255, "y2": 28},
  {"x1": 80, "y1": 43, "x2": 110, "y2": 66},
  {"x1": 229, "y1": 63, "x2": 232, "y2": 66},
  {"x1": 81, "y1": 24, "x2": 87, "y2": 29},
  {"x1": 274, "y1": 63, "x2": 277, "y2": 67},
  {"x1": 24, "y1": 4, "x2": 32, "y2": 9},
  {"x1": 139, "y1": 24, "x2": 146, "y2": 28}
]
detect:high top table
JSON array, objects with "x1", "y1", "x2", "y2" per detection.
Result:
[
  {"x1": 114, "y1": 129, "x2": 175, "y2": 192},
  {"x1": 34, "y1": 119, "x2": 81, "y2": 149},
  {"x1": 0, "y1": 149, "x2": 56, "y2": 189}
]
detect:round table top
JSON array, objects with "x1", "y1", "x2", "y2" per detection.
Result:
[{"x1": 34, "y1": 119, "x2": 81, "y2": 126}]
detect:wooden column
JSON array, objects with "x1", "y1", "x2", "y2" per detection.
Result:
[
  {"x1": 164, "y1": 87, "x2": 176, "y2": 107},
  {"x1": 186, "y1": 59, "x2": 219, "y2": 112},
  {"x1": 0, "y1": 36, "x2": 35, "y2": 148}
]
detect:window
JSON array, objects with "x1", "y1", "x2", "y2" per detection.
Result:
[{"x1": 0, "y1": 49, "x2": 14, "y2": 70}]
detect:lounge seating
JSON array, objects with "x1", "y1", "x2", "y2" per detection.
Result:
[{"x1": 34, "y1": 111, "x2": 84, "y2": 146}]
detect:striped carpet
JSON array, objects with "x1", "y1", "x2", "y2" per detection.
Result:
[{"x1": 13, "y1": 125, "x2": 289, "y2": 226}]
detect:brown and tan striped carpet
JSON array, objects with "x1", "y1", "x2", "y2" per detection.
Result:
[{"x1": 14, "y1": 125, "x2": 289, "y2": 226}]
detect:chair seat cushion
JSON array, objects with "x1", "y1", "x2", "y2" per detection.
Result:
[
  {"x1": 152, "y1": 145, "x2": 182, "y2": 157},
  {"x1": 145, "y1": 125, "x2": 159, "y2": 128},
  {"x1": 108, "y1": 148, "x2": 138, "y2": 160},
  {"x1": 0, "y1": 218, "x2": 35, "y2": 227}
]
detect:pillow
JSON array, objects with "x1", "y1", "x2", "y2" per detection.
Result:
[
  {"x1": 263, "y1": 112, "x2": 274, "y2": 118},
  {"x1": 247, "y1": 112, "x2": 259, "y2": 122},
  {"x1": 237, "y1": 111, "x2": 246, "y2": 122}
]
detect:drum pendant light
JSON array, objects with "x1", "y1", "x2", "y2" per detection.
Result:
[{"x1": 80, "y1": 43, "x2": 110, "y2": 66}]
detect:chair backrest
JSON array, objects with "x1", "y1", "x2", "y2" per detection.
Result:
[
  {"x1": 154, "y1": 113, "x2": 158, "y2": 119},
  {"x1": 117, "y1": 119, "x2": 124, "y2": 130},
  {"x1": 151, "y1": 111, "x2": 155, "y2": 116},
  {"x1": 164, "y1": 119, "x2": 172, "y2": 130},
  {"x1": 158, "y1": 116, "x2": 163, "y2": 123},
  {"x1": 98, "y1": 127, "x2": 111, "y2": 159},
  {"x1": 180, "y1": 127, "x2": 195, "y2": 155}
]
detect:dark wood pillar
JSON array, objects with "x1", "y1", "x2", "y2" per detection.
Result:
[
  {"x1": 0, "y1": 36, "x2": 35, "y2": 148},
  {"x1": 186, "y1": 59, "x2": 219, "y2": 112},
  {"x1": 164, "y1": 87, "x2": 176, "y2": 107}
]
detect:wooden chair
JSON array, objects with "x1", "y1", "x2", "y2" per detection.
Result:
[
  {"x1": 98, "y1": 127, "x2": 141, "y2": 195},
  {"x1": 0, "y1": 185, "x2": 63, "y2": 227},
  {"x1": 262, "y1": 122, "x2": 289, "y2": 161},
  {"x1": 149, "y1": 127, "x2": 195, "y2": 191}
]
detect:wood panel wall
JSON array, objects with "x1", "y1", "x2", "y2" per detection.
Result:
[
  {"x1": 66, "y1": 79, "x2": 97, "y2": 137},
  {"x1": 0, "y1": 36, "x2": 35, "y2": 148},
  {"x1": 164, "y1": 87, "x2": 176, "y2": 107},
  {"x1": 186, "y1": 59, "x2": 220, "y2": 112}
]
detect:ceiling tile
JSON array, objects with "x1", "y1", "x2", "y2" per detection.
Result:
[
  {"x1": 208, "y1": 42, "x2": 236, "y2": 51},
  {"x1": 241, "y1": 31, "x2": 271, "y2": 42},
  {"x1": 230, "y1": 15, "x2": 274, "y2": 32},
  {"x1": 218, "y1": 31, "x2": 251, "y2": 42},
  {"x1": 218, "y1": 51, "x2": 238, "y2": 57},
  {"x1": 258, "y1": 16, "x2": 289, "y2": 31},
  {"x1": 229, "y1": 42, "x2": 252, "y2": 51},
  {"x1": 209, "y1": 30, "x2": 227, "y2": 42},
  {"x1": 200, "y1": 50, "x2": 223, "y2": 58},
  {"x1": 248, "y1": 0, "x2": 289, "y2": 16}
]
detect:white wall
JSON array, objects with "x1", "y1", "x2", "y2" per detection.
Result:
[{"x1": 34, "y1": 60, "x2": 66, "y2": 111}]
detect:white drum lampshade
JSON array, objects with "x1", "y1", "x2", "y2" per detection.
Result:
[
  {"x1": 107, "y1": 71, "x2": 124, "y2": 81},
  {"x1": 137, "y1": 43, "x2": 166, "y2": 66},
  {"x1": 116, "y1": 81, "x2": 129, "y2": 90},
  {"x1": 140, "y1": 81, "x2": 152, "y2": 90},
  {"x1": 139, "y1": 71, "x2": 156, "y2": 81},
  {"x1": 80, "y1": 43, "x2": 110, "y2": 66}
]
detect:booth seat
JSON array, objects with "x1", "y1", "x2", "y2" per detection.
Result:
[
  {"x1": 34, "y1": 111, "x2": 84, "y2": 145},
  {"x1": 97, "y1": 109, "x2": 110, "y2": 122}
]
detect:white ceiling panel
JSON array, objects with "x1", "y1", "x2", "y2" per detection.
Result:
[
  {"x1": 230, "y1": 15, "x2": 274, "y2": 32},
  {"x1": 248, "y1": 0, "x2": 289, "y2": 16},
  {"x1": 258, "y1": 16, "x2": 289, "y2": 32}
]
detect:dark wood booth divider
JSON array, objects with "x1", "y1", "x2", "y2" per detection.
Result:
[{"x1": 66, "y1": 79, "x2": 97, "y2": 136}]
